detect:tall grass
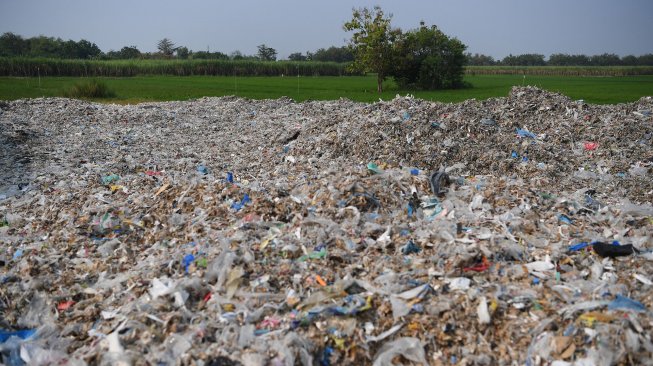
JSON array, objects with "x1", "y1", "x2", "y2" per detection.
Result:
[
  {"x1": 63, "y1": 79, "x2": 116, "y2": 98},
  {"x1": 0, "y1": 57, "x2": 354, "y2": 77}
]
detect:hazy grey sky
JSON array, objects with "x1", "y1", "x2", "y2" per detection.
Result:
[{"x1": 1, "y1": 0, "x2": 652, "y2": 60}]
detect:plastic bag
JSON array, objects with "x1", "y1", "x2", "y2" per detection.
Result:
[{"x1": 373, "y1": 337, "x2": 427, "y2": 366}]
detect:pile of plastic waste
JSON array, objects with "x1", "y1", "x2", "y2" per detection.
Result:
[{"x1": 1, "y1": 87, "x2": 652, "y2": 365}]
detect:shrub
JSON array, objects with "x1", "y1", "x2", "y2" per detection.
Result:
[
  {"x1": 63, "y1": 79, "x2": 115, "y2": 98},
  {"x1": 391, "y1": 24, "x2": 467, "y2": 90}
]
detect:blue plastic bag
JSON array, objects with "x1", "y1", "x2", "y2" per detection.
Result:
[{"x1": 0, "y1": 329, "x2": 36, "y2": 343}]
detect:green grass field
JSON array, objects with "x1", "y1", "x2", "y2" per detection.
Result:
[{"x1": 1, "y1": 74, "x2": 652, "y2": 104}]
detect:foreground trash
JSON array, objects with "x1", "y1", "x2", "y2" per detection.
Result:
[{"x1": 0, "y1": 87, "x2": 652, "y2": 365}]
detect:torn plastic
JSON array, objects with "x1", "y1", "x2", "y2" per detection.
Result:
[{"x1": 373, "y1": 337, "x2": 427, "y2": 366}]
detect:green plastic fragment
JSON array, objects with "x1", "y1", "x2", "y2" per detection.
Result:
[
  {"x1": 297, "y1": 247, "x2": 327, "y2": 262},
  {"x1": 101, "y1": 174, "x2": 120, "y2": 185},
  {"x1": 366, "y1": 162, "x2": 383, "y2": 174}
]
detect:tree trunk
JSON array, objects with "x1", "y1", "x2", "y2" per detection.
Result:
[{"x1": 377, "y1": 74, "x2": 383, "y2": 93}]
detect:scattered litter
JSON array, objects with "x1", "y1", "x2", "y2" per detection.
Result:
[{"x1": 0, "y1": 87, "x2": 651, "y2": 365}]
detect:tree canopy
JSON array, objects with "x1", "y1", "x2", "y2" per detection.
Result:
[
  {"x1": 257, "y1": 44, "x2": 277, "y2": 61},
  {"x1": 391, "y1": 23, "x2": 467, "y2": 90},
  {"x1": 344, "y1": 6, "x2": 400, "y2": 93},
  {"x1": 157, "y1": 38, "x2": 176, "y2": 57},
  {"x1": 344, "y1": 7, "x2": 467, "y2": 92}
]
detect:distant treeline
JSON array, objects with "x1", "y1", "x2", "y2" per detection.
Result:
[
  {"x1": 0, "y1": 58, "x2": 355, "y2": 77},
  {"x1": 465, "y1": 65, "x2": 653, "y2": 76},
  {"x1": 0, "y1": 32, "x2": 353, "y2": 63},
  {"x1": 4, "y1": 32, "x2": 650, "y2": 67},
  {"x1": 466, "y1": 53, "x2": 653, "y2": 66}
]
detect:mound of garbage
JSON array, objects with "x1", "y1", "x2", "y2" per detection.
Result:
[{"x1": 1, "y1": 87, "x2": 652, "y2": 365}]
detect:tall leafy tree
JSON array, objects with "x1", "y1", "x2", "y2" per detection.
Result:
[
  {"x1": 391, "y1": 23, "x2": 467, "y2": 89},
  {"x1": 157, "y1": 38, "x2": 175, "y2": 57},
  {"x1": 0, "y1": 32, "x2": 28, "y2": 57},
  {"x1": 344, "y1": 6, "x2": 400, "y2": 93},
  {"x1": 257, "y1": 44, "x2": 277, "y2": 61}
]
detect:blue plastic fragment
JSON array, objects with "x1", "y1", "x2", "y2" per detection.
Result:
[
  {"x1": 568, "y1": 242, "x2": 590, "y2": 251},
  {"x1": 410, "y1": 168, "x2": 420, "y2": 175},
  {"x1": 516, "y1": 128, "x2": 536, "y2": 139},
  {"x1": 182, "y1": 254, "x2": 195, "y2": 273},
  {"x1": 0, "y1": 329, "x2": 36, "y2": 343},
  {"x1": 563, "y1": 324, "x2": 576, "y2": 337},
  {"x1": 226, "y1": 172, "x2": 234, "y2": 183},
  {"x1": 407, "y1": 203, "x2": 414, "y2": 217},
  {"x1": 511, "y1": 150, "x2": 519, "y2": 158},
  {"x1": 12, "y1": 249, "x2": 23, "y2": 260},
  {"x1": 197, "y1": 165, "x2": 209, "y2": 175},
  {"x1": 401, "y1": 240, "x2": 421, "y2": 255},
  {"x1": 411, "y1": 303, "x2": 424, "y2": 313},
  {"x1": 231, "y1": 193, "x2": 251, "y2": 211},
  {"x1": 532, "y1": 277, "x2": 540, "y2": 285},
  {"x1": 321, "y1": 346, "x2": 334, "y2": 366},
  {"x1": 558, "y1": 214, "x2": 573, "y2": 225},
  {"x1": 608, "y1": 295, "x2": 647, "y2": 312}
]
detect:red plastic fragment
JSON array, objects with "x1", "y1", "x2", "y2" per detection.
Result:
[
  {"x1": 57, "y1": 300, "x2": 75, "y2": 311},
  {"x1": 584, "y1": 142, "x2": 598, "y2": 151}
]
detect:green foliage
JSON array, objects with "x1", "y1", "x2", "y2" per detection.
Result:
[
  {"x1": 176, "y1": 47, "x2": 189, "y2": 59},
  {"x1": 63, "y1": 79, "x2": 116, "y2": 99},
  {"x1": 344, "y1": 6, "x2": 400, "y2": 92},
  {"x1": 157, "y1": 38, "x2": 175, "y2": 58},
  {"x1": 257, "y1": 44, "x2": 277, "y2": 61},
  {"x1": 119, "y1": 46, "x2": 141, "y2": 59},
  {"x1": 311, "y1": 46, "x2": 353, "y2": 63},
  {"x1": 466, "y1": 53, "x2": 496, "y2": 66},
  {"x1": 465, "y1": 65, "x2": 653, "y2": 76},
  {"x1": 391, "y1": 23, "x2": 467, "y2": 90},
  {"x1": 288, "y1": 52, "x2": 307, "y2": 61},
  {"x1": 345, "y1": 8, "x2": 465, "y2": 91},
  {"x1": 501, "y1": 54, "x2": 545, "y2": 66},
  {"x1": 590, "y1": 53, "x2": 622, "y2": 66},
  {"x1": 548, "y1": 54, "x2": 591, "y2": 66},
  {"x1": 0, "y1": 32, "x2": 29, "y2": 57},
  {"x1": 0, "y1": 32, "x2": 101, "y2": 59},
  {"x1": 192, "y1": 51, "x2": 229, "y2": 60}
]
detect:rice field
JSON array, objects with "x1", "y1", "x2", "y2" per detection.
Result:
[{"x1": 1, "y1": 74, "x2": 652, "y2": 104}]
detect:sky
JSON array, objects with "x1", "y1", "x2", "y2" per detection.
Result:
[{"x1": 1, "y1": 0, "x2": 652, "y2": 60}]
